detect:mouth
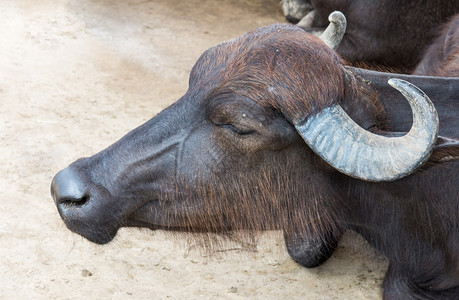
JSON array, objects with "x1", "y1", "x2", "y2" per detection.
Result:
[
  {"x1": 124, "y1": 200, "x2": 172, "y2": 231},
  {"x1": 125, "y1": 218, "x2": 161, "y2": 230},
  {"x1": 59, "y1": 216, "x2": 120, "y2": 245},
  {"x1": 124, "y1": 199, "x2": 228, "y2": 233}
]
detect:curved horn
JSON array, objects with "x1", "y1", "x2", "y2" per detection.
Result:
[
  {"x1": 320, "y1": 11, "x2": 346, "y2": 50},
  {"x1": 295, "y1": 79, "x2": 439, "y2": 182}
]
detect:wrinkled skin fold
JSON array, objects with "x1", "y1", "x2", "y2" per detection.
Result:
[{"x1": 51, "y1": 24, "x2": 459, "y2": 299}]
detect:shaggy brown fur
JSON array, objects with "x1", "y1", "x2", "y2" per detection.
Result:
[
  {"x1": 192, "y1": 24, "x2": 345, "y2": 123},
  {"x1": 130, "y1": 23, "x2": 458, "y2": 251}
]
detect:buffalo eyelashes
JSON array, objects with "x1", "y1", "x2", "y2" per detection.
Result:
[{"x1": 220, "y1": 124, "x2": 255, "y2": 135}]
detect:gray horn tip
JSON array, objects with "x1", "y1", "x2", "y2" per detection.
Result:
[
  {"x1": 387, "y1": 78, "x2": 430, "y2": 101},
  {"x1": 328, "y1": 11, "x2": 346, "y2": 24},
  {"x1": 387, "y1": 78, "x2": 401, "y2": 88},
  {"x1": 320, "y1": 11, "x2": 347, "y2": 50}
]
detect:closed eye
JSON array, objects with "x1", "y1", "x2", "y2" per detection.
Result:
[{"x1": 220, "y1": 124, "x2": 255, "y2": 135}]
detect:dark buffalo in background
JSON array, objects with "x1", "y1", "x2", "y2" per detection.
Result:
[
  {"x1": 281, "y1": 0, "x2": 459, "y2": 71},
  {"x1": 414, "y1": 13, "x2": 459, "y2": 77},
  {"x1": 51, "y1": 18, "x2": 459, "y2": 299}
]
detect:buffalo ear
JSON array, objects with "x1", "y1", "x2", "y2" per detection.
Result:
[{"x1": 428, "y1": 136, "x2": 459, "y2": 164}]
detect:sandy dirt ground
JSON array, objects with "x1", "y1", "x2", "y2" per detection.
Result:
[{"x1": 0, "y1": 0, "x2": 388, "y2": 299}]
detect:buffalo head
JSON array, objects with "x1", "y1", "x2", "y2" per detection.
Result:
[{"x1": 51, "y1": 18, "x2": 438, "y2": 245}]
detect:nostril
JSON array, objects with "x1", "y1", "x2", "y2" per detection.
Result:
[
  {"x1": 58, "y1": 195, "x2": 90, "y2": 208},
  {"x1": 51, "y1": 167, "x2": 90, "y2": 209}
]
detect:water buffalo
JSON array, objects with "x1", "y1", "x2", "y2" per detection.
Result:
[
  {"x1": 281, "y1": 0, "x2": 459, "y2": 71},
  {"x1": 414, "y1": 14, "x2": 459, "y2": 77},
  {"x1": 51, "y1": 17, "x2": 459, "y2": 299}
]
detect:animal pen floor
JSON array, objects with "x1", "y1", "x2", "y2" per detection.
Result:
[{"x1": 0, "y1": 0, "x2": 388, "y2": 298}]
